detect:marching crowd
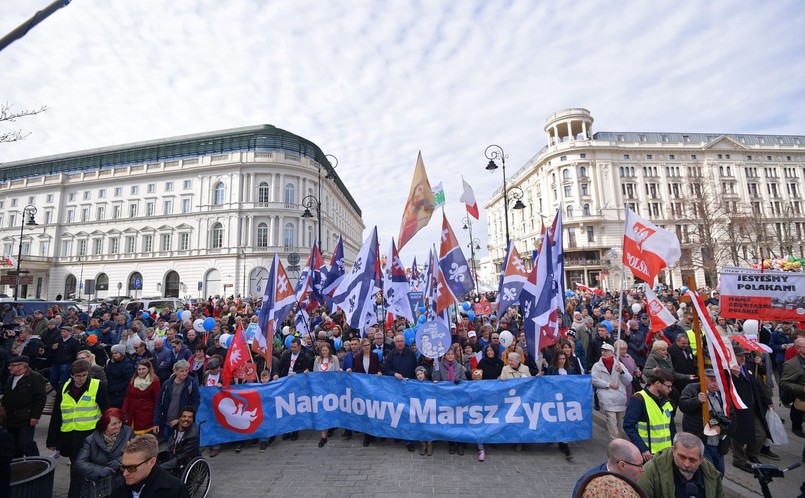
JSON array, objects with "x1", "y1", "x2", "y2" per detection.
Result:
[{"x1": 0, "y1": 285, "x2": 804, "y2": 497}]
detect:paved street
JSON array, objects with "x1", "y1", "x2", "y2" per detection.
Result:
[{"x1": 35, "y1": 404, "x2": 803, "y2": 497}]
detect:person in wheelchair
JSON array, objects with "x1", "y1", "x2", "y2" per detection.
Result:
[{"x1": 158, "y1": 406, "x2": 200, "y2": 474}]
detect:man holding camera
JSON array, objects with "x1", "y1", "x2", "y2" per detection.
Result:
[{"x1": 678, "y1": 368, "x2": 731, "y2": 476}]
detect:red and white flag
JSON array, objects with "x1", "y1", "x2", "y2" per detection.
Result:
[
  {"x1": 687, "y1": 290, "x2": 747, "y2": 415},
  {"x1": 223, "y1": 323, "x2": 253, "y2": 388},
  {"x1": 460, "y1": 177, "x2": 479, "y2": 219},
  {"x1": 469, "y1": 350, "x2": 483, "y2": 370},
  {"x1": 731, "y1": 335, "x2": 772, "y2": 354},
  {"x1": 641, "y1": 284, "x2": 677, "y2": 333},
  {"x1": 622, "y1": 207, "x2": 681, "y2": 285}
]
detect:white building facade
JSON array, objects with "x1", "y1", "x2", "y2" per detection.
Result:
[
  {"x1": 486, "y1": 108, "x2": 805, "y2": 290},
  {"x1": 0, "y1": 125, "x2": 364, "y2": 300}
]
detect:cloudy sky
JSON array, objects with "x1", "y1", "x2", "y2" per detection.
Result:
[{"x1": 1, "y1": 0, "x2": 804, "y2": 262}]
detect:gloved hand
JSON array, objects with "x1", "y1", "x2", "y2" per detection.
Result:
[{"x1": 98, "y1": 466, "x2": 116, "y2": 478}]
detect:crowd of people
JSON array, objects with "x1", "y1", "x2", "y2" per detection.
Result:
[{"x1": 0, "y1": 284, "x2": 803, "y2": 497}]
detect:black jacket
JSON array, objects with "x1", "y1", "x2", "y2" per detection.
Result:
[
  {"x1": 167, "y1": 423, "x2": 200, "y2": 468},
  {"x1": 668, "y1": 344, "x2": 697, "y2": 390},
  {"x1": 52, "y1": 336, "x2": 81, "y2": 365},
  {"x1": 277, "y1": 349, "x2": 310, "y2": 377},
  {"x1": 382, "y1": 347, "x2": 418, "y2": 379},
  {"x1": 1, "y1": 369, "x2": 47, "y2": 428},
  {"x1": 106, "y1": 358, "x2": 135, "y2": 407},
  {"x1": 731, "y1": 363, "x2": 772, "y2": 445},
  {"x1": 110, "y1": 464, "x2": 190, "y2": 498}
]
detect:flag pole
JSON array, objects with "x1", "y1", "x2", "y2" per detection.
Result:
[
  {"x1": 684, "y1": 277, "x2": 710, "y2": 429},
  {"x1": 616, "y1": 205, "x2": 628, "y2": 359}
]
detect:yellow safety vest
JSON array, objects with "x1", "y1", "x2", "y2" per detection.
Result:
[
  {"x1": 635, "y1": 391, "x2": 673, "y2": 453},
  {"x1": 685, "y1": 329, "x2": 699, "y2": 357},
  {"x1": 61, "y1": 378, "x2": 102, "y2": 432}
]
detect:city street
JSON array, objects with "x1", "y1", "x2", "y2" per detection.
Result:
[{"x1": 36, "y1": 403, "x2": 802, "y2": 497}]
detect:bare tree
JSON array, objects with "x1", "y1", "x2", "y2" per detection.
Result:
[{"x1": 0, "y1": 102, "x2": 48, "y2": 144}]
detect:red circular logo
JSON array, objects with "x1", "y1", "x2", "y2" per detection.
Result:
[{"x1": 212, "y1": 389, "x2": 264, "y2": 434}]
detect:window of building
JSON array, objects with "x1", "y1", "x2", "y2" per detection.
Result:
[
  {"x1": 112, "y1": 205, "x2": 121, "y2": 219},
  {"x1": 179, "y1": 233, "x2": 190, "y2": 251},
  {"x1": 81, "y1": 208, "x2": 89, "y2": 222},
  {"x1": 114, "y1": 187, "x2": 122, "y2": 197},
  {"x1": 579, "y1": 166, "x2": 587, "y2": 177},
  {"x1": 210, "y1": 223, "x2": 223, "y2": 249},
  {"x1": 581, "y1": 183, "x2": 589, "y2": 196},
  {"x1": 160, "y1": 234, "x2": 171, "y2": 252},
  {"x1": 98, "y1": 189, "x2": 105, "y2": 199},
  {"x1": 44, "y1": 211, "x2": 52, "y2": 224},
  {"x1": 163, "y1": 200, "x2": 173, "y2": 215},
  {"x1": 213, "y1": 182, "x2": 225, "y2": 205},
  {"x1": 131, "y1": 186, "x2": 139, "y2": 195},
  {"x1": 78, "y1": 239, "x2": 87, "y2": 256},
  {"x1": 83, "y1": 191, "x2": 90, "y2": 200},
  {"x1": 258, "y1": 182, "x2": 270, "y2": 203},
  {"x1": 125, "y1": 236, "x2": 135, "y2": 253},
  {"x1": 165, "y1": 182, "x2": 173, "y2": 191},
  {"x1": 691, "y1": 154, "x2": 697, "y2": 160},
  {"x1": 39, "y1": 240, "x2": 50, "y2": 257},
  {"x1": 257, "y1": 222, "x2": 269, "y2": 248},
  {"x1": 586, "y1": 226, "x2": 594, "y2": 242},
  {"x1": 683, "y1": 135, "x2": 690, "y2": 142},
  {"x1": 566, "y1": 205, "x2": 574, "y2": 219},
  {"x1": 284, "y1": 183, "x2": 296, "y2": 205},
  {"x1": 623, "y1": 154, "x2": 630, "y2": 160},
  {"x1": 129, "y1": 203, "x2": 138, "y2": 218},
  {"x1": 579, "y1": 153, "x2": 586, "y2": 159},
  {"x1": 67, "y1": 193, "x2": 75, "y2": 202},
  {"x1": 146, "y1": 202, "x2": 155, "y2": 217},
  {"x1": 93, "y1": 239, "x2": 102, "y2": 255},
  {"x1": 143, "y1": 235, "x2": 153, "y2": 253},
  {"x1": 182, "y1": 199, "x2": 191, "y2": 214},
  {"x1": 564, "y1": 186, "x2": 571, "y2": 197},
  {"x1": 61, "y1": 240, "x2": 73, "y2": 257},
  {"x1": 96, "y1": 206, "x2": 105, "y2": 220},
  {"x1": 283, "y1": 222, "x2": 295, "y2": 247},
  {"x1": 669, "y1": 154, "x2": 675, "y2": 160},
  {"x1": 560, "y1": 156, "x2": 567, "y2": 162},
  {"x1": 147, "y1": 183, "x2": 156, "y2": 193},
  {"x1": 109, "y1": 238, "x2": 118, "y2": 254},
  {"x1": 583, "y1": 203, "x2": 591, "y2": 216},
  {"x1": 646, "y1": 154, "x2": 652, "y2": 160},
  {"x1": 46, "y1": 194, "x2": 53, "y2": 203},
  {"x1": 66, "y1": 209, "x2": 75, "y2": 223},
  {"x1": 183, "y1": 180, "x2": 192, "y2": 190}
]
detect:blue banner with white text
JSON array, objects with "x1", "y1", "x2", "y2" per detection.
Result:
[{"x1": 197, "y1": 373, "x2": 593, "y2": 446}]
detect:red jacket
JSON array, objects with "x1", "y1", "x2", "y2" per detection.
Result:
[{"x1": 122, "y1": 377, "x2": 161, "y2": 432}]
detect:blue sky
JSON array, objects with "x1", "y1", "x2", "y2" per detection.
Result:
[{"x1": 1, "y1": 0, "x2": 804, "y2": 261}]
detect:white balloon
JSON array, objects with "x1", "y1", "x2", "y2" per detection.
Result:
[
  {"x1": 631, "y1": 303, "x2": 642, "y2": 314},
  {"x1": 219, "y1": 333, "x2": 231, "y2": 348},
  {"x1": 499, "y1": 330, "x2": 514, "y2": 348},
  {"x1": 193, "y1": 319, "x2": 205, "y2": 333},
  {"x1": 181, "y1": 310, "x2": 192, "y2": 322},
  {"x1": 742, "y1": 319, "x2": 759, "y2": 336}
]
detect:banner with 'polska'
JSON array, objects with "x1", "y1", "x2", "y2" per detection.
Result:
[{"x1": 197, "y1": 372, "x2": 592, "y2": 446}]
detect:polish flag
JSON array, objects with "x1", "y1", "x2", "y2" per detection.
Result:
[
  {"x1": 641, "y1": 284, "x2": 677, "y2": 333},
  {"x1": 731, "y1": 335, "x2": 772, "y2": 354},
  {"x1": 622, "y1": 207, "x2": 681, "y2": 285},
  {"x1": 460, "y1": 178, "x2": 479, "y2": 219},
  {"x1": 687, "y1": 290, "x2": 747, "y2": 415},
  {"x1": 469, "y1": 350, "x2": 483, "y2": 370}
]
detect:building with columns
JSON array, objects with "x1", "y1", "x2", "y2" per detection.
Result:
[
  {"x1": 0, "y1": 125, "x2": 364, "y2": 300},
  {"x1": 485, "y1": 108, "x2": 805, "y2": 290}
]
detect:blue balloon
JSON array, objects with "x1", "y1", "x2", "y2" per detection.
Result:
[
  {"x1": 141, "y1": 312, "x2": 150, "y2": 320},
  {"x1": 490, "y1": 315, "x2": 496, "y2": 322},
  {"x1": 418, "y1": 315, "x2": 426, "y2": 324},
  {"x1": 565, "y1": 290, "x2": 575, "y2": 298},
  {"x1": 373, "y1": 348, "x2": 383, "y2": 363},
  {"x1": 203, "y1": 317, "x2": 216, "y2": 331},
  {"x1": 462, "y1": 302, "x2": 470, "y2": 311},
  {"x1": 403, "y1": 328, "x2": 416, "y2": 345},
  {"x1": 255, "y1": 309, "x2": 260, "y2": 316},
  {"x1": 602, "y1": 320, "x2": 613, "y2": 334},
  {"x1": 285, "y1": 335, "x2": 294, "y2": 349},
  {"x1": 224, "y1": 335, "x2": 233, "y2": 348},
  {"x1": 333, "y1": 338, "x2": 342, "y2": 351},
  {"x1": 680, "y1": 286, "x2": 689, "y2": 294},
  {"x1": 419, "y1": 306, "x2": 426, "y2": 313},
  {"x1": 467, "y1": 310, "x2": 475, "y2": 322}
]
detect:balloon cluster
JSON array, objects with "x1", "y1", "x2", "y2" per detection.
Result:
[{"x1": 752, "y1": 256, "x2": 805, "y2": 272}]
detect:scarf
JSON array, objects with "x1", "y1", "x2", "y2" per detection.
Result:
[
  {"x1": 444, "y1": 359, "x2": 456, "y2": 381},
  {"x1": 133, "y1": 375, "x2": 153, "y2": 391},
  {"x1": 103, "y1": 431, "x2": 119, "y2": 451},
  {"x1": 602, "y1": 356, "x2": 615, "y2": 373}
]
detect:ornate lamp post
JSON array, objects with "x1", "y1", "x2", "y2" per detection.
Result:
[
  {"x1": 462, "y1": 217, "x2": 481, "y2": 296},
  {"x1": 13, "y1": 205, "x2": 37, "y2": 299},
  {"x1": 302, "y1": 154, "x2": 338, "y2": 253},
  {"x1": 485, "y1": 145, "x2": 525, "y2": 247}
]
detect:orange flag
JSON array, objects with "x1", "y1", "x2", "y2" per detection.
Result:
[{"x1": 398, "y1": 151, "x2": 436, "y2": 250}]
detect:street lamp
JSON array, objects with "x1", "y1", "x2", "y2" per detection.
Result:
[
  {"x1": 13, "y1": 205, "x2": 37, "y2": 299},
  {"x1": 302, "y1": 154, "x2": 338, "y2": 253},
  {"x1": 462, "y1": 216, "x2": 480, "y2": 296},
  {"x1": 485, "y1": 144, "x2": 525, "y2": 246},
  {"x1": 78, "y1": 256, "x2": 84, "y2": 302}
]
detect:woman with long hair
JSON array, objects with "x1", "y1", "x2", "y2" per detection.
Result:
[
  {"x1": 122, "y1": 360, "x2": 161, "y2": 435},
  {"x1": 313, "y1": 343, "x2": 339, "y2": 448},
  {"x1": 477, "y1": 344, "x2": 504, "y2": 380}
]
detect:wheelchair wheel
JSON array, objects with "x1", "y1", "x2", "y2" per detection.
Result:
[{"x1": 181, "y1": 456, "x2": 211, "y2": 498}]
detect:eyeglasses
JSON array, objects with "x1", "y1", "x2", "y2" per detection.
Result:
[
  {"x1": 620, "y1": 460, "x2": 645, "y2": 469},
  {"x1": 120, "y1": 457, "x2": 153, "y2": 473},
  {"x1": 662, "y1": 383, "x2": 674, "y2": 389}
]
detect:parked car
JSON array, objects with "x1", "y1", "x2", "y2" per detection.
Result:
[
  {"x1": 3, "y1": 300, "x2": 82, "y2": 317},
  {"x1": 124, "y1": 298, "x2": 185, "y2": 314}
]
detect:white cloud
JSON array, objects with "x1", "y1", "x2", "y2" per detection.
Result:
[{"x1": 1, "y1": 0, "x2": 803, "y2": 261}]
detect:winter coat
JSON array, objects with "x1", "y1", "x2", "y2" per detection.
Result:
[
  {"x1": 105, "y1": 358, "x2": 135, "y2": 407},
  {"x1": 781, "y1": 355, "x2": 805, "y2": 402},
  {"x1": 591, "y1": 357, "x2": 633, "y2": 412},
  {"x1": 731, "y1": 363, "x2": 772, "y2": 446},
  {"x1": 352, "y1": 350, "x2": 382, "y2": 374},
  {"x1": 74, "y1": 425, "x2": 135, "y2": 480},
  {"x1": 110, "y1": 464, "x2": 190, "y2": 498},
  {"x1": 678, "y1": 382, "x2": 734, "y2": 444},
  {"x1": 153, "y1": 374, "x2": 200, "y2": 427},
  {"x1": 122, "y1": 376, "x2": 161, "y2": 432},
  {"x1": 638, "y1": 446, "x2": 723, "y2": 498},
  {"x1": 1, "y1": 369, "x2": 47, "y2": 428},
  {"x1": 644, "y1": 351, "x2": 687, "y2": 383},
  {"x1": 382, "y1": 346, "x2": 418, "y2": 379},
  {"x1": 431, "y1": 360, "x2": 467, "y2": 383},
  {"x1": 152, "y1": 346, "x2": 174, "y2": 383},
  {"x1": 477, "y1": 356, "x2": 504, "y2": 380}
]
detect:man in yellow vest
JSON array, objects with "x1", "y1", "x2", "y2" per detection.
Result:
[
  {"x1": 46, "y1": 359, "x2": 110, "y2": 498},
  {"x1": 623, "y1": 368, "x2": 676, "y2": 462}
]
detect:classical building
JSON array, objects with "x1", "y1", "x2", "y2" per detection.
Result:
[
  {"x1": 0, "y1": 125, "x2": 364, "y2": 300},
  {"x1": 485, "y1": 108, "x2": 805, "y2": 290}
]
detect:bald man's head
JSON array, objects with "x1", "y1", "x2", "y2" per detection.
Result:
[{"x1": 606, "y1": 438, "x2": 644, "y2": 482}]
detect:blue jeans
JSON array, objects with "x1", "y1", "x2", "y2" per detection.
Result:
[
  {"x1": 50, "y1": 363, "x2": 70, "y2": 391},
  {"x1": 704, "y1": 443, "x2": 724, "y2": 477}
]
